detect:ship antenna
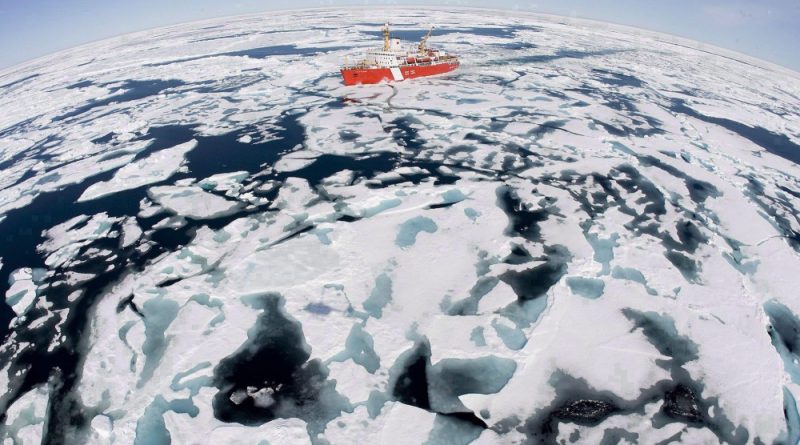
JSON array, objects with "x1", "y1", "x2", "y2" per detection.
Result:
[
  {"x1": 418, "y1": 25, "x2": 434, "y2": 54},
  {"x1": 383, "y1": 23, "x2": 390, "y2": 51}
]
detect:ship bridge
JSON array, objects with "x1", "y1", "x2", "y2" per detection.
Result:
[{"x1": 365, "y1": 38, "x2": 406, "y2": 67}]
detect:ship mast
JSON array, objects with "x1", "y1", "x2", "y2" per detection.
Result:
[
  {"x1": 418, "y1": 25, "x2": 434, "y2": 54},
  {"x1": 382, "y1": 23, "x2": 390, "y2": 51}
]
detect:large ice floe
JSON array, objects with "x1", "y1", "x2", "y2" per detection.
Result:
[{"x1": 1, "y1": 7, "x2": 800, "y2": 444}]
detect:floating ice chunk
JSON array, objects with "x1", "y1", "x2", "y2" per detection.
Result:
[
  {"x1": 274, "y1": 151, "x2": 318, "y2": 172},
  {"x1": 271, "y1": 177, "x2": 316, "y2": 212},
  {"x1": 395, "y1": 216, "x2": 438, "y2": 248},
  {"x1": 5, "y1": 267, "x2": 43, "y2": 315},
  {"x1": 368, "y1": 171, "x2": 404, "y2": 186},
  {"x1": 0, "y1": 147, "x2": 138, "y2": 216},
  {"x1": 38, "y1": 214, "x2": 89, "y2": 249},
  {"x1": 437, "y1": 166, "x2": 454, "y2": 176},
  {"x1": 395, "y1": 166, "x2": 427, "y2": 177},
  {"x1": 174, "y1": 178, "x2": 195, "y2": 186},
  {"x1": 138, "y1": 198, "x2": 166, "y2": 218},
  {"x1": 148, "y1": 185, "x2": 242, "y2": 219},
  {"x1": 229, "y1": 389, "x2": 248, "y2": 405},
  {"x1": 79, "y1": 140, "x2": 198, "y2": 202},
  {"x1": 39, "y1": 213, "x2": 120, "y2": 268},
  {"x1": 232, "y1": 386, "x2": 277, "y2": 408},
  {"x1": 198, "y1": 171, "x2": 249, "y2": 192},
  {"x1": 121, "y1": 217, "x2": 143, "y2": 248},
  {"x1": 152, "y1": 215, "x2": 187, "y2": 230},
  {"x1": 321, "y1": 169, "x2": 354, "y2": 186}
]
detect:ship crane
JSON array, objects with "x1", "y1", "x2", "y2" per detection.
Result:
[
  {"x1": 418, "y1": 25, "x2": 434, "y2": 54},
  {"x1": 383, "y1": 23, "x2": 390, "y2": 51}
]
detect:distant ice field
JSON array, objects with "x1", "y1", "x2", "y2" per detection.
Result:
[{"x1": 0, "y1": 7, "x2": 800, "y2": 445}]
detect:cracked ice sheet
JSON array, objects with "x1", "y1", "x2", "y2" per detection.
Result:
[
  {"x1": 1, "y1": 7, "x2": 800, "y2": 445},
  {"x1": 1, "y1": 385, "x2": 49, "y2": 444},
  {"x1": 147, "y1": 185, "x2": 242, "y2": 220},
  {"x1": 73, "y1": 177, "x2": 517, "y2": 441},
  {"x1": 79, "y1": 140, "x2": 198, "y2": 202},
  {"x1": 0, "y1": 146, "x2": 141, "y2": 217},
  {"x1": 83, "y1": 159, "x2": 753, "y2": 440},
  {"x1": 4, "y1": 268, "x2": 42, "y2": 316},
  {"x1": 39, "y1": 213, "x2": 121, "y2": 268},
  {"x1": 0, "y1": 8, "x2": 792, "y2": 218}
]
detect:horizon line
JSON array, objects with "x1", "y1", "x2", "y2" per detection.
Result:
[{"x1": 1, "y1": 5, "x2": 797, "y2": 78}]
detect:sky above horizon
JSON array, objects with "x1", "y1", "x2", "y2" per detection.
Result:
[{"x1": 0, "y1": 0, "x2": 798, "y2": 72}]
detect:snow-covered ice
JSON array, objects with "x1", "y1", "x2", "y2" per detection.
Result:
[
  {"x1": 0, "y1": 6, "x2": 799, "y2": 445},
  {"x1": 79, "y1": 140, "x2": 198, "y2": 202}
]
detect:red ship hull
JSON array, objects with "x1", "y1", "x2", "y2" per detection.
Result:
[{"x1": 341, "y1": 60, "x2": 459, "y2": 86}]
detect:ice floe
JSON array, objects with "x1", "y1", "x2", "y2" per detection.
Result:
[
  {"x1": 79, "y1": 140, "x2": 198, "y2": 202},
  {"x1": 0, "y1": 6, "x2": 799, "y2": 445}
]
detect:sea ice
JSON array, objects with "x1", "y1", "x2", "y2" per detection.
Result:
[
  {"x1": 79, "y1": 140, "x2": 198, "y2": 202},
  {"x1": 148, "y1": 185, "x2": 242, "y2": 219}
]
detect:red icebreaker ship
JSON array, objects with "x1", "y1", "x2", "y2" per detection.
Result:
[{"x1": 341, "y1": 24, "x2": 460, "y2": 86}]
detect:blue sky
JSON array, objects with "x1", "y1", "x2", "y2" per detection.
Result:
[{"x1": 1, "y1": 0, "x2": 798, "y2": 71}]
